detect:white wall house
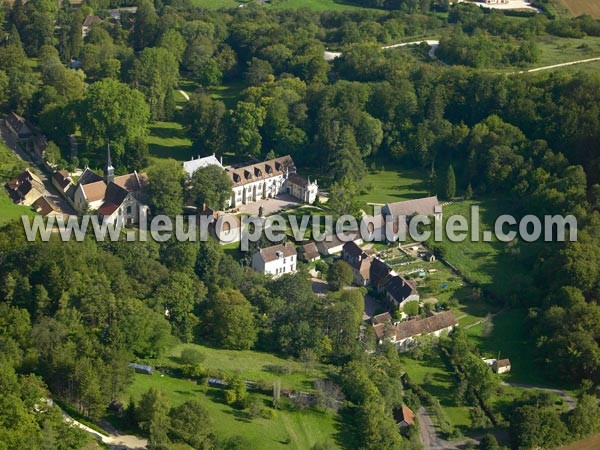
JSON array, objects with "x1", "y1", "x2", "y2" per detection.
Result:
[{"x1": 251, "y1": 242, "x2": 297, "y2": 277}]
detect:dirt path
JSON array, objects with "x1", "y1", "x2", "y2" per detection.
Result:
[
  {"x1": 417, "y1": 406, "x2": 477, "y2": 450},
  {"x1": 520, "y1": 57, "x2": 600, "y2": 73},
  {"x1": 54, "y1": 402, "x2": 147, "y2": 449},
  {"x1": 324, "y1": 39, "x2": 440, "y2": 61},
  {"x1": 178, "y1": 89, "x2": 190, "y2": 102}
]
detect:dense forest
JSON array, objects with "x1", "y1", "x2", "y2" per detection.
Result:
[{"x1": 1, "y1": 0, "x2": 600, "y2": 448}]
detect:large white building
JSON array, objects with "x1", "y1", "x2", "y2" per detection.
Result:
[
  {"x1": 251, "y1": 242, "x2": 297, "y2": 277},
  {"x1": 226, "y1": 155, "x2": 318, "y2": 209}
]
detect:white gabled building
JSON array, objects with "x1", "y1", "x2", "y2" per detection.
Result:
[
  {"x1": 251, "y1": 242, "x2": 297, "y2": 277},
  {"x1": 183, "y1": 154, "x2": 224, "y2": 178}
]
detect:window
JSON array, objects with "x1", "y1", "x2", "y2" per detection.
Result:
[{"x1": 126, "y1": 205, "x2": 132, "y2": 214}]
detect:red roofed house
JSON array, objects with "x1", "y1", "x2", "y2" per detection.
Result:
[
  {"x1": 299, "y1": 241, "x2": 320, "y2": 262},
  {"x1": 393, "y1": 405, "x2": 415, "y2": 428}
]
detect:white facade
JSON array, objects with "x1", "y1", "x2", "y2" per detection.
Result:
[
  {"x1": 251, "y1": 243, "x2": 297, "y2": 277},
  {"x1": 101, "y1": 194, "x2": 149, "y2": 226},
  {"x1": 229, "y1": 173, "x2": 286, "y2": 208},
  {"x1": 73, "y1": 182, "x2": 105, "y2": 211}
]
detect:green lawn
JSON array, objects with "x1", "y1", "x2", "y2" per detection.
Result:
[
  {"x1": 270, "y1": 0, "x2": 370, "y2": 11},
  {"x1": 466, "y1": 309, "x2": 568, "y2": 388},
  {"x1": 146, "y1": 122, "x2": 193, "y2": 162},
  {"x1": 207, "y1": 82, "x2": 246, "y2": 109},
  {"x1": 123, "y1": 371, "x2": 341, "y2": 450},
  {"x1": 434, "y1": 199, "x2": 541, "y2": 303},
  {"x1": 188, "y1": 0, "x2": 240, "y2": 9},
  {"x1": 157, "y1": 342, "x2": 332, "y2": 391},
  {"x1": 357, "y1": 166, "x2": 430, "y2": 212},
  {"x1": 0, "y1": 190, "x2": 33, "y2": 225},
  {"x1": 0, "y1": 142, "x2": 33, "y2": 225},
  {"x1": 400, "y1": 352, "x2": 472, "y2": 434}
]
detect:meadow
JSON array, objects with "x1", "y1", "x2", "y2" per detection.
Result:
[
  {"x1": 357, "y1": 165, "x2": 431, "y2": 212},
  {"x1": 433, "y1": 199, "x2": 542, "y2": 303},
  {"x1": 0, "y1": 190, "x2": 33, "y2": 225},
  {"x1": 123, "y1": 342, "x2": 343, "y2": 450},
  {"x1": 535, "y1": 35, "x2": 600, "y2": 67},
  {"x1": 124, "y1": 372, "x2": 341, "y2": 450},
  {"x1": 146, "y1": 121, "x2": 193, "y2": 162},
  {"x1": 156, "y1": 342, "x2": 333, "y2": 391}
]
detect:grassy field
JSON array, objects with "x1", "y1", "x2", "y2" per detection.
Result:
[
  {"x1": 400, "y1": 352, "x2": 472, "y2": 434},
  {"x1": 208, "y1": 82, "x2": 246, "y2": 109},
  {"x1": 536, "y1": 35, "x2": 600, "y2": 67},
  {"x1": 559, "y1": 0, "x2": 600, "y2": 18},
  {"x1": 434, "y1": 199, "x2": 541, "y2": 303},
  {"x1": 157, "y1": 342, "x2": 332, "y2": 391},
  {"x1": 270, "y1": 0, "x2": 369, "y2": 11},
  {"x1": 357, "y1": 166, "x2": 431, "y2": 212},
  {"x1": 466, "y1": 309, "x2": 566, "y2": 387},
  {"x1": 0, "y1": 142, "x2": 33, "y2": 224},
  {"x1": 146, "y1": 122, "x2": 193, "y2": 161},
  {"x1": 189, "y1": 0, "x2": 240, "y2": 9},
  {"x1": 123, "y1": 371, "x2": 341, "y2": 449},
  {"x1": 0, "y1": 190, "x2": 33, "y2": 225}
]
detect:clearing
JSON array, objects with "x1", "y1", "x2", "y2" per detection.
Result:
[
  {"x1": 156, "y1": 342, "x2": 332, "y2": 391},
  {"x1": 124, "y1": 373, "x2": 341, "y2": 449},
  {"x1": 357, "y1": 166, "x2": 431, "y2": 211},
  {"x1": 146, "y1": 121, "x2": 193, "y2": 161}
]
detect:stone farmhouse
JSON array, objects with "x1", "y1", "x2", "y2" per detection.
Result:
[
  {"x1": 251, "y1": 242, "x2": 297, "y2": 277},
  {"x1": 362, "y1": 196, "x2": 442, "y2": 242},
  {"x1": 4, "y1": 112, "x2": 48, "y2": 160},
  {"x1": 5, "y1": 169, "x2": 45, "y2": 206},
  {"x1": 372, "y1": 310, "x2": 458, "y2": 351},
  {"x1": 342, "y1": 241, "x2": 420, "y2": 309}
]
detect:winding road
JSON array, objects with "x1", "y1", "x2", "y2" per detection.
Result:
[
  {"x1": 324, "y1": 39, "x2": 440, "y2": 61},
  {"x1": 500, "y1": 381, "x2": 577, "y2": 411},
  {"x1": 417, "y1": 382, "x2": 576, "y2": 450},
  {"x1": 324, "y1": 40, "x2": 600, "y2": 74},
  {"x1": 52, "y1": 400, "x2": 147, "y2": 450}
]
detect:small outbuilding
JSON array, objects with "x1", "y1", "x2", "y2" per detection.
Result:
[
  {"x1": 492, "y1": 359, "x2": 511, "y2": 374},
  {"x1": 129, "y1": 363, "x2": 153, "y2": 375},
  {"x1": 393, "y1": 404, "x2": 415, "y2": 428}
]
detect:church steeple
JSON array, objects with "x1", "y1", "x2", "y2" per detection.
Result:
[{"x1": 105, "y1": 142, "x2": 115, "y2": 184}]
